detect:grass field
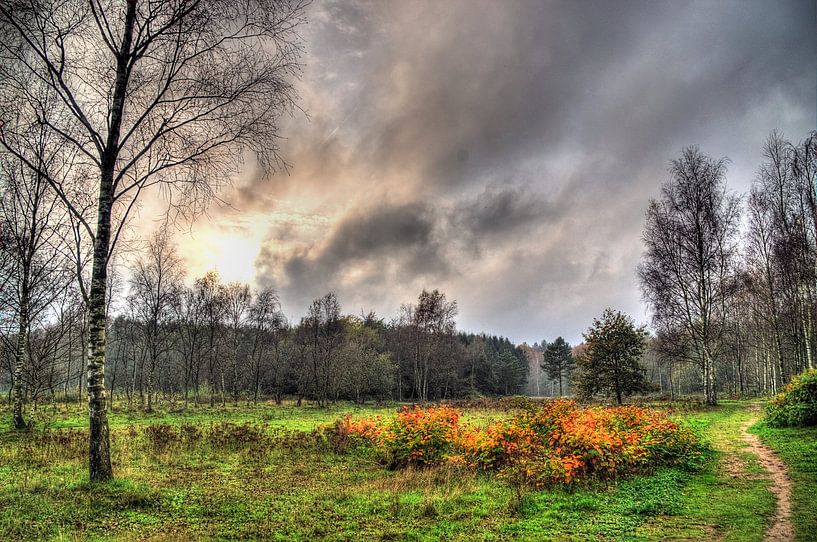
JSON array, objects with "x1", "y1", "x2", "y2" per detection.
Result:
[{"x1": 0, "y1": 399, "x2": 812, "y2": 541}]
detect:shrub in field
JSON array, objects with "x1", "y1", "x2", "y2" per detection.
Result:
[
  {"x1": 341, "y1": 400, "x2": 698, "y2": 486},
  {"x1": 339, "y1": 406, "x2": 461, "y2": 467},
  {"x1": 17, "y1": 429, "x2": 88, "y2": 464},
  {"x1": 766, "y1": 369, "x2": 817, "y2": 427},
  {"x1": 386, "y1": 406, "x2": 461, "y2": 466},
  {"x1": 179, "y1": 423, "x2": 202, "y2": 445},
  {"x1": 208, "y1": 422, "x2": 268, "y2": 449},
  {"x1": 463, "y1": 401, "x2": 698, "y2": 486},
  {"x1": 143, "y1": 424, "x2": 180, "y2": 453},
  {"x1": 141, "y1": 422, "x2": 269, "y2": 454}
]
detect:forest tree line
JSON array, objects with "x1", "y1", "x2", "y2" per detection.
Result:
[
  {"x1": 639, "y1": 131, "x2": 817, "y2": 404},
  {"x1": 0, "y1": 227, "x2": 529, "y2": 409}
]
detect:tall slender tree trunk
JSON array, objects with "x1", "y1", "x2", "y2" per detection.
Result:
[
  {"x1": 78, "y1": 323, "x2": 86, "y2": 403},
  {"x1": 702, "y1": 348, "x2": 717, "y2": 406},
  {"x1": 86, "y1": 0, "x2": 137, "y2": 481},
  {"x1": 231, "y1": 354, "x2": 239, "y2": 406},
  {"x1": 109, "y1": 339, "x2": 121, "y2": 410},
  {"x1": 802, "y1": 296, "x2": 813, "y2": 369},
  {"x1": 146, "y1": 356, "x2": 155, "y2": 412},
  {"x1": 12, "y1": 287, "x2": 29, "y2": 429},
  {"x1": 535, "y1": 360, "x2": 540, "y2": 396},
  {"x1": 219, "y1": 368, "x2": 226, "y2": 406},
  {"x1": 183, "y1": 354, "x2": 190, "y2": 408},
  {"x1": 397, "y1": 363, "x2": 402, "y2": 402},
  {"x1": 87, "y1": 181, "x2": 114, "y2": 481},
  {"x1": 65, "y1": 324, "x2": 73, "y2": 400}
]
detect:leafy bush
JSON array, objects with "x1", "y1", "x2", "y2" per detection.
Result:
[
  {"x1": 340, "y1": 406, "x2": 460, "y2": 467},
  {"x1": 341, "y1": 400, "x2": 699, "y2": 486},
  {"x1": 766, "y1": 369, "x2": 817, "y2": 427},
  {"x1": 458, "y1": 400, "x2": 698, "y2": 486}
]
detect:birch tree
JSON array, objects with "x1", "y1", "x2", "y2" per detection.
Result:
[
  {"x1": 638, "y1": 147, "x2": 740, "y2": 405},
  {"x1": 127, "y1": 228, "x2": 183, "y2": 412},
  {"x1": 0, "y1": 0, "x2": 307, "y2": 479},
  {"x1": 0, "y1": 125, "x2": 72, "y2": 429},
  {"x1": 223, "y1": 281, "x2": 251, "y2": 405}
]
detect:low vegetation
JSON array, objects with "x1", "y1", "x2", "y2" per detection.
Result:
[
  {"x1": 3, "y1": 399, "x2": 812, "y2": 540},
  {"x1": 765, "y1": 369, "x2": 817, "y2": 428},
  {"x1": 340, "y1": 401, "x2": 699, "y2": 487},
  {"x1": 752, "y1": 421, "x2": 817, "y2": 541}
]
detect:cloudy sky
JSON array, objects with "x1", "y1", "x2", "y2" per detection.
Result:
[{"x1": 171, "y1": 0, "x2": 815, "y2": 345}]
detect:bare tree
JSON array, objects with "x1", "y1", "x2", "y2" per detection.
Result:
[
  {"x1": 0, "y1": 125, "x2": 72, "y2": 428},
  {"x1": 298, "y1": 293, "x2": 343, "y2": 407},
  {"x1": 738, "y1": 131, "x2": 817, "y2": 392},
  {"x1": 248, "y1": 287, "x2": 286, "y2": 404},
  {"x1": 0, "y1": 0, "x2": 307, "y2": 480},
  {"x1": 194, "y1": 271, "x2": 227, "y2": 407},
  {"x1": 176, "y1": 282, "x2": 206, "y2": 406},
  {"x1": 223, "y1": 281, "x2": 251, "y2": 405},
  {"x1": 127, "y1": 228, "x2": 183, "y2": 412},
  {"x1": 404, "y1": 290, "x2": 457, "y2": 401},
  {"x1": 639, "y1": 147, "x2": 740, "y2": 405}
]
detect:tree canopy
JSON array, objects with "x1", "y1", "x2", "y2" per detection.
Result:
[
  {"x1": 541, "y1": 337, "x2": 574, "y2": 397},
  {"x1": 575, "y1": 309, "x2": 652, "y2": 404}
]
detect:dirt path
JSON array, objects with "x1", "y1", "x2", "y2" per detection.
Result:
[{"x1": 741, "y1": 406, "x2": 794, "y2": 541}]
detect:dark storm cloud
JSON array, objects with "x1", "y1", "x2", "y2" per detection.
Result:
[
  {"x1": 325, "y1": 202, "x2": 436, "y2": 261},
  {"x1": 243, "y1": 0, "x2": 816, "y2": 343},
  {"x1": 258, "y1": 186, "x2": 560, "y2": 311},
  {"x1": 257, "y1": 201, "x2": 450, "y2": 305},
  {"x1": 454, "y1": 186, "x2": 557, "y2": 237}
]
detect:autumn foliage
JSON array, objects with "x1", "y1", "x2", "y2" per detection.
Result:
[{"x1": 337, "y1": 400, "x2": 698, "y2": 486}]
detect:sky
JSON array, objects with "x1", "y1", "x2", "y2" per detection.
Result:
[{"x1": 166, "y1": 0, "x2": 815, "y2": 346}]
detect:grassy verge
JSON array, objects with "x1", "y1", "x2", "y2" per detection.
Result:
[
  {"x1": 751, "y1": 421, "x2": 817, "y2": 541},
  {"x1": 0, "y1": 401, "x2": 790, "y2": 540},
  {"x1": 637, "y1": 401, "x2": 775, "y2": 541}
]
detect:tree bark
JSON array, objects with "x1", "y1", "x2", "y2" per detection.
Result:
[
  {"x1": 146, "y1": 356, "x2": 155, "y2": 412},
  {"x1": 87, "y1": 0, "x2": 137, "y2": 482},
  {"x1": 12, "y1": 287, "x2": 29, "y2": 429},
  {"x1": 702, "y1": 347, "x2": 717, "y2": 406},
  {"x1": 87, "y1": 187, "x2": 113, "y2": 481}
]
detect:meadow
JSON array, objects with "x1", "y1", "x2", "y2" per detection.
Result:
[{"x1": 0, "y1": 399, "x2": 814, "y2": 541}]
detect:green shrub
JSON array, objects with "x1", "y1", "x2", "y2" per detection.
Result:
[{"x1": 765, "y1": 369, "x2": 817, "y2": 427}]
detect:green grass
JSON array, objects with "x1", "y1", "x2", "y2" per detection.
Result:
[
  {"x1": 1, "y1": 400, "x2": 510, "y2": 433},
  {"x1": 637, "y1": 401, "x2": 775, "y2": 541},
  {"x1": 0, "y1": 400, "x2": 807, "y2": 540},
  {"x1": 0, "y1": 401, "x2": 387, "y2": 432},
  {"x1": 751, "y1": 421, "x2": 817, "y2": 541}
]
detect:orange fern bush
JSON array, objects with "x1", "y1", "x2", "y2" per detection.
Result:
[
  {"x1": 341, "y1": 401, "x2": 698, "y2": 486},
  {"x1": 467, "y1": 401, "x2": 698, "y2": 486},
  {"x1": 340, "y1": 406, "x2": 461, "y2": 467}
]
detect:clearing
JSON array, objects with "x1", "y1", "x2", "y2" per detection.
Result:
[{"x1": 0, "y1": 400, "x2": 814, "y2": 541}]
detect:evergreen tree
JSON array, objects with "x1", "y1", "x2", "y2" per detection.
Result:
[
  {"x1": 575, "y1": 309, "x2": 652, "y2": 404},
  {"x1": 541, "y1": 337, "x2": 575, "y2": 396}
]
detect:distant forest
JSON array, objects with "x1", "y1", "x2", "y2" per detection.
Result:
[
  {"x1": 2, "y1": 131, "x2": 815, "y2": 409},
  {"x1": 0, "y1": 246, "x2": 532, "y2": 407}
]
